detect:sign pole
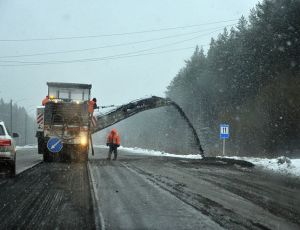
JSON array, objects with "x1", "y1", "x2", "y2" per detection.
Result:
[
  {"x1": 222, "y1": 138, "x2": 225, "y2": 156},
  {"x1": 220, "y1": 124, "x2": 229, "y2": 157}
]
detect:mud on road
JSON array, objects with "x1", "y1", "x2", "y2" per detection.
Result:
[{"x1": 0, "y1": 162, "x2": 95, "y2": 229}]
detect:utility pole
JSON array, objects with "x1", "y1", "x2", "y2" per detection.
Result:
[
  {"x1": 24, "y1": 113, "x2": 27, "y2": 145},
  {"x1": 10, "y1": 99, "x2": 12, "y2": 132}
]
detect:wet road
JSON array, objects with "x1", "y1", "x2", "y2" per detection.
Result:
[
  {"x1": 0, "y1": 161, "x2": 95, "y2": 229},
  {"x1": 89, "y1": 147, "x2": 300, "y2": 230},
  {"x1": 89, "y1": 159, "x2": 222, "y2": 230},
  {"x1": 0, "y1": 147, "x2": 299, "y2": 229},
  {"x1": 16, "y1": 146, "x2": 42, "y2": 174}
]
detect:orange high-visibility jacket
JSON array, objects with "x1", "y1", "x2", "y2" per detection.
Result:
[
  {"x1": 107, "y1": 129, "x2": 121, "y2": 145},
  {"x1": 88, "y1": 100, "x2": 96, "y2": 113},
  {"x1": 42, "y1": 96, "x2": 49, "y2": 106}
]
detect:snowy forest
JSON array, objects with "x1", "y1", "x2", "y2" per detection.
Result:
[
  {"x1": 109, "y1": 0, "x2": 300, "y2": 157},
  {"x1": 0, "y1": 99, "x2": 36, "y2": 146}
]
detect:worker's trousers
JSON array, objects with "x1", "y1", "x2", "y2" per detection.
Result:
[{"x1": 107, "y1": 145, "x2": 118, "y2": 160}]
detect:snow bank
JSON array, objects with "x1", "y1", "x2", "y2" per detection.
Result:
[
  {"x1": 120, "y1": 146, "x2": 203, "y2": 159},
  {"x1": 93, "y1": 145, "x2": 300, "y2": 177},
  {"x1": 94, "y1": 145, "x2": 203, "y2": 159},
  {"x1": 221, "y1": 156, "x2": 300, "y2": 177}
]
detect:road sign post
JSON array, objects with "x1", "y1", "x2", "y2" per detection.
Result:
[
  {"x1": 220, "y1": 124, "x2": 229, "y2": 156},
  {"x1": 222, "y1": 138, "x2": 225, "y2": 156}
]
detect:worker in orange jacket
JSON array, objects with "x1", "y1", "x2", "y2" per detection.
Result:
[
  {"x1": 106, "y1": 128, "x2": 121, "y2": 160},
  {"x1": 42, "y1": 96, "x2": 49, "y2": 106},
  {"x1": 88, "y1": 98, "x2": 99, "y2": 115}
]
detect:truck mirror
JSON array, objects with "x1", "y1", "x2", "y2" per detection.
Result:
[{"x1": 12, "y1": 133, "x2": 19, "y2": 138}]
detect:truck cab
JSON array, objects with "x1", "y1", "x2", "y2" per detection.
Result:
[{"x1": 37, "y1": 82, "x2": 92, "y2": 162}]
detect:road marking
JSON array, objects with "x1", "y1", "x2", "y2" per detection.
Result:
[
  {"x1": 16, "y1": 161, "x2": 43, "y2": 175},
  {"x1": 87, "y1": 161, "x2": 105, "y2": 230}
]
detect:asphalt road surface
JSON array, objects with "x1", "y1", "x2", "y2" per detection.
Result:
[
  {"x1": 0, "y1": 146, "x2": 42, "y2": 177},
  {"x1": 90, "y1": 148, "x2": 300, "y2": 230},
  {"x1": 0, "y1": 147, "x2": 299, "y2": 229},
  {"x1": 16, "y1": 146, "x2": 42, "y2": 174},
  {"x1": 0, "y1": 149, "x2": 95, "y2": 229}
]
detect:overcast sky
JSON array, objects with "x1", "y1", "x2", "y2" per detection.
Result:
[{"x1": 0, "y1": 0, "x2": 260, "y2": 115}]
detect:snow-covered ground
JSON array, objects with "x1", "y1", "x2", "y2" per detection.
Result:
[
  {"x1": 221, "y1": 156, "x2": 300, "y2": 177},
  {"x1": 95, "y1": 145, "x2": 300, "y2": 177},
  {"x1": 94, "y1": 145, "x2": 203, "y2": 159}
]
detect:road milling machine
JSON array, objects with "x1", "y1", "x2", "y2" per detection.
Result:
[{"x1": 36, "y1": 82, "x2": 204, "y2": 162}]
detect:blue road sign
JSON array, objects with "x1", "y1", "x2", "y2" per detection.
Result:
[
  {"x1": 220, "y1": 124, "x2": 229, "y2": 139},
  {"x1": 47, "y1": 137, "x2": 63, "y2": 153}
]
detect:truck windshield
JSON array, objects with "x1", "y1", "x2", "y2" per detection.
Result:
[
  {"x1": 71, "y1": 89, "x2": 90, "y2": 101},
  {"x1": 49, "y1": 87, "x2": 90, "y2": 101}
]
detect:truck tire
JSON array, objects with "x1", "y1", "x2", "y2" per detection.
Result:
[
  {"x1": 37, "y1": 136, "x2": 44, "y2": 154},
  {"x1": 43, "y1": 145, "x2": 53, "y2": 162},
  {"x1": 60, "y1": 144, "x2": 71, "y2": 162}
]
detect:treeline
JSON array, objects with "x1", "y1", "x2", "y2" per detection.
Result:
[
  {"x1": 0, "y1": 99, "x2": 36, "y2": 146},
  {"x1": 101, "y1": 0, "x2": 300, "y2": 157}
]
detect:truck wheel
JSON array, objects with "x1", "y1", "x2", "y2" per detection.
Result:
[
  {"x1": 43, "y1": 146, "x2": 53, "y2": 162},
  {"x1": 37, "y1": 137, "x2": 44, "y2": 154},
  {"x1": 59, "y1": 144, "x2": 72, "y2": 163},
  {"x1": 43, "y1": 151, "x2": 48, "y2": 162},
  {"x1": 43, "y1": 152, "x2": 53, "y2": 162}
]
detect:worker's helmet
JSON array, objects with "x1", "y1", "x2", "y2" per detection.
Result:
[{"x1": 92, "y1": 98, "x2": 97, "y2": 102}]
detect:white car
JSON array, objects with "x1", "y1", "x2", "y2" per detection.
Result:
[{"x1": 0, "y1": 121, "x2": 19, "y2": 177}]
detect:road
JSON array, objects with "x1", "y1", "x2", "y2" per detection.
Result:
[
  {"x1": 0, "y1": 147, "x2": 299, "y2": 229},
  {"x1": 90, "y1": 148, "x2": 300, "y2": 230},
  {"x1": 0, "y1": 146, "x2": 41, "y2": 179},
  {"x1": 0, "y1": 148, "x2": 95, "y2": 229},
  {"x1": 16, "y1": 146, "x2": 42, "y2": 174},
  {"x1": 89, "y1": 158, "x2": 221, "y2": 230}
]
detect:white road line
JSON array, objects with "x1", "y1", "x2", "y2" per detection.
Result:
[
  {"x1": 87, "y1": 161, "x2": 105, "y2": 230},
  {"x1": 16, "y1": 161, "x2": 43, "y2": 175}
]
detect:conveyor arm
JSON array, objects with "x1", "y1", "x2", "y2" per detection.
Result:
[{"x1": 92, "y1": 96, "x2": 204, "y2": 156}]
